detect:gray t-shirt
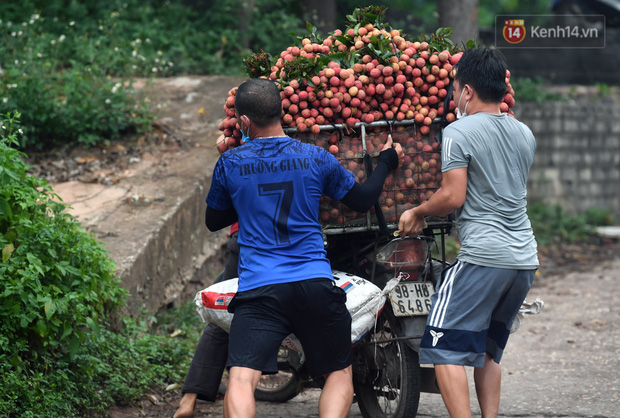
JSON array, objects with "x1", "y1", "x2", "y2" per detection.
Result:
[{"x1": 442, "y1": 113, "x2": 539, "y2": 269}]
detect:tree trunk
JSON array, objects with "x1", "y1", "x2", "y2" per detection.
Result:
[
  {"x1": 239, "y1": 0, "x2": 257, "y2": 50},
  {"x1": 437, "y1": 0, "x2": 479, "y2": 47},
  {"x1": 300, "y1": 0, "x2": 337, "y2": 36}
]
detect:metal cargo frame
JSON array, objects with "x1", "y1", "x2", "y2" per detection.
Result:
[{"x1": 284, "y1": 119, "x2": 445, "y2": 235}]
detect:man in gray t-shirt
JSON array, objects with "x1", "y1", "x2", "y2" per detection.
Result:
[
  {"x1": 443, "y1": 112, "x2": 538, "y2": 269},
  {"x1": 398, "y1": 48, "x2": 538, "y2": 417}
]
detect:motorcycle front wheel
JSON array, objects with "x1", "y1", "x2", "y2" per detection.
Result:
[
  {"x1": 254, "y1": 349, "x2": 301, "y2": 403},
  {"x1": 353, "y1": 305, "x2": 421, "y2": 418}
]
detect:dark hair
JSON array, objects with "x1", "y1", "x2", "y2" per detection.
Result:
[
  {"x1": 234, "y1": 78, "x2": 282, "y2": 127},
  {"x1": 454, "y1": 48, "x2": 507, "y2": 103}
]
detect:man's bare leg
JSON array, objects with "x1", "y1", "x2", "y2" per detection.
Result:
[
  {"x1": 223, "y1": 366, "x2": 261, "y2": 418},
  {"x1": 173, "y1": 392, "x2": 197, "y2": 418},
  {"x1": 435, "y1": 364, "x2": 472, "y2": 418},
  {"x1": 473, "y1": 354, "x2": 501, "y2": 418},
  {"x1": 318, "y1": 366, "x2": 354, "y2": 418}
]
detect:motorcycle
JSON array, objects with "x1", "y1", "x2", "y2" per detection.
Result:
[
  {"x1": 253, "y1": 218, "x2": 544, "y2": 417},
  {"x1": 254, "y1": 219, "x2": 453, "y2": 417},
  {"x1": 246, "y1": 99, "x2": 546, "y2": 417}
]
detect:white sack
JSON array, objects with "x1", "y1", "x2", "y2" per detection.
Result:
[{"x1": 194, "y1": 271, "x2": 388, "y2": 353}]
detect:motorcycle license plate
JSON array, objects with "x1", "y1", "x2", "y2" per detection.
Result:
[{"x1": 390, "y1": 282, "x2": 434, "y2": 317}]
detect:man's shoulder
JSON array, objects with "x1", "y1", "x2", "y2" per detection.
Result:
[
  {"x1": 443, "y1": 119, "x2": 471, "y2": 143},
  {"x1": 278, "y1": 136, "x2": 325, "y2": 151},
  {"x1": 443, "y1": 114, "x2": 487, "y2": 135},
  {"x1": 446, "y1": 113, "x2": 532, "y2": 136},
  {"x1": 496, "y1": 115, "x2": 536, "y2": 145},
  {"x1": 222, "y1": 137, "x2": 333, "y2": 163},
  {"x1": 294, "y1": 139, "x2": 338, "y2": 162},
  {"x1": 447, "y1": 113, "x2": 495, "y2": 131},
  {"x1": 293, "y1": 137, "x2": 328, "y2": 151},
  {"x1": 222, "y1": 141, "x2": 252, "y2": 157},
  {"x1": 509, "y1": 116, "x2": 534, "y2": 136}
]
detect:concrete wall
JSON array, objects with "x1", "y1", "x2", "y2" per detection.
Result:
[{"x1": 517, "y1": 102, "x2": 620, "y2": 219}]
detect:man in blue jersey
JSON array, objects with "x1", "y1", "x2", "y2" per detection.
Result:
[
  {"x1": 205, "y1": 78, "x2": 403, "y2": 418},
  {"x1": 398, "y1": 48, "x2": 539, "y2": 418}
]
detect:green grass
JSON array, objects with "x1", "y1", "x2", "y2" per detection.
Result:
[{"x1": 528, "y1": 201, "x2": 615, "y2": 247}]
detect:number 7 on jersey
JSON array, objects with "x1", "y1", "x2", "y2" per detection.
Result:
[{"x1": 258, "y1": 181, "x2": 294, "y2": 246}]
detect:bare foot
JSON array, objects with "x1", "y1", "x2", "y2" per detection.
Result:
[{"x1": 173, "y1": 392, "x2": 197, "y2": 418}]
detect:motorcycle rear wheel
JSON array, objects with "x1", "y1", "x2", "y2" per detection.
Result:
[
  {"x1": 254, "y1": 349, "x2": 301, "y2": 403},
  {"x1": 353, "y1": 306, "x2": 421, "y2": 418}
]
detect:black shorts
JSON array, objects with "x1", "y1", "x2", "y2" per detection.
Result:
[{"x1": 226, "y1": 278, "x2": 352, "y2": 378}]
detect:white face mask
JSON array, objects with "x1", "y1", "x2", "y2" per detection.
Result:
[{"x1": 455, "y1": 88, "x2": 470, "y2": 120}]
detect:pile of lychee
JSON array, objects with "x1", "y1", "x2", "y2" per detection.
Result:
[{"x1": 216, "y1": 16, "x2": 516, "y2": 227}]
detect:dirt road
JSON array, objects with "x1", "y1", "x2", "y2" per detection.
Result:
[{"x1": 109, "y1": 244, "x2": 620, "y2": 417}]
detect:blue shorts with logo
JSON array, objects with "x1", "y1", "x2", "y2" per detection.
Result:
[
  {"x1": 419, "y1": 259, "x2": 535, "y2": 368},
  {"x1": 226, "y1": 278, "x2": 352, "y2": 378}
]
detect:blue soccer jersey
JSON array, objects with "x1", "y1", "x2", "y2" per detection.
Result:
[{"x1": 206, "y1": 136, "x2": 356, "y2": 292}]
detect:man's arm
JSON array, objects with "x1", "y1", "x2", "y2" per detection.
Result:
[
  {"x1": 205, "y1": 206, "x2": 238, "y2": 232},
  {"x1": 340, "y1": 135, "x2": 404, "y2": 213},
  {"x1": 398, "y1": 167, "x2": 467, "y2": 236},
  {"x1": 340, "y1": 148, "x2": 397, "y2": 213}
]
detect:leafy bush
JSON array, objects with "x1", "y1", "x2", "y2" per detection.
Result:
[
  {"x1": 0, "y1": 311, "x2": 200, "y2": 417},
  {"x1": 582, "y1": 206, "x2": 616, "y2": 227},
  {"x1": 0, "y1": 12, "x2": 154, "y2": 149},
  {"x1": 0, "y1": 111, "x2": 127, "y2": 357},
  {"x1": 0, "y1": 0, "x2": 304, "y2": 77},
  {"x1": 0, "y1": 0, "x2": 304, "y2": 150},
  {"x1": 0, "y1": 112, "x2": 207, "y2": 415},
  {"x1": 510, "y1": 77, "x2": 566, "y2": 104},
  {"x1": 527, "y1": 200, "x2": 615, "y2": 246},
  {"x1": 0, "y1": 67, "x2": 153, "y2": 150}
]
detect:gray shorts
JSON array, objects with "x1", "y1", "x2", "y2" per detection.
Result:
[{"x1": 419, "y1": 259, "x2": 535, "y2": 368}]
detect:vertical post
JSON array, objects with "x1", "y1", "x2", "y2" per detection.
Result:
[{"x1": 361, "y1": 124, "x2": 372, "y2": 230}]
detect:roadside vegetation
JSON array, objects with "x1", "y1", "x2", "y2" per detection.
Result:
[
  {"x1": 509, "y1": 77, "x2": 567, "y2": 104},
  {"x1": 527, "y1": 201, "x2": 615, "y2": 247},
  {"x1": 0, "y1": 0, "x2": 305, "y2": 150},
  {"x1": 0, "y1": 113, "x2": 204, "y2": 416}
]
